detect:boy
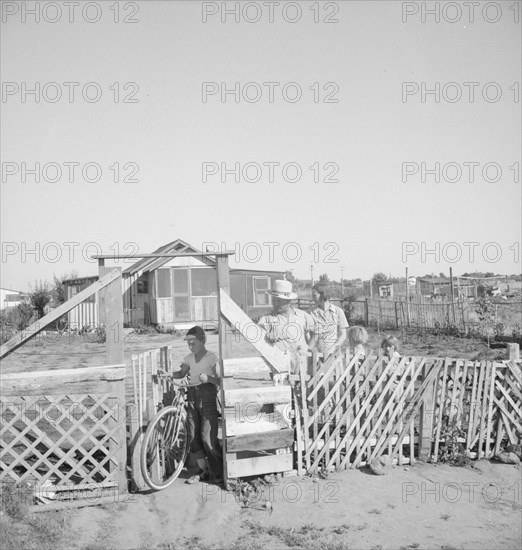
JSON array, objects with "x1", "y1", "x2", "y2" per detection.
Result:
[{"x1": 170, "y1": 325, "x2": 223, "y2": 484}]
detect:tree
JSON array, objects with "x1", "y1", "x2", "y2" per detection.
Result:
[
  {"x1": 372, "y1": 272, "x2": 387, "y2": 284},
  {"x1": 284, "y1": 270, "x2": 295, "y2": 284},
  {"x1": 319, "y1": 273, "x2": 329, "y2": 283},
  {"x1": 439, "y1": 272, "x2": 446, "y2": 278},
  {"x1": 29, "y1": 280, "x2": 51, "y2": 319},
  {"x1": 52, "y1": 271, "x2": 77, "y2": 306}
]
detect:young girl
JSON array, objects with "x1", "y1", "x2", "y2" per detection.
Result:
[
  {"x1": 348, "y1": 326, "x2": 369, "y2": 360},
  {"x1": 381, "y1": 335, "x2": 406, "y2": 403}
]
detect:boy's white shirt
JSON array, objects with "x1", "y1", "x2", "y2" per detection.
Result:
[{"x1": 182, "y1": 351, "x2": 219, "y2": 385}]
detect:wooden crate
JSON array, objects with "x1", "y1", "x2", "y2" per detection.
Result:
[{"x1": 221, "y1": 357, "x2": 294, "y2": 483}]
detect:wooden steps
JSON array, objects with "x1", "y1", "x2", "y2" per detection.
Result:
[{"x1": 221, "y1": 357, "x2": 295, "y2": 483}]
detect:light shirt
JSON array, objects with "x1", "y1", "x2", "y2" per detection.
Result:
[
  {"x1": 309, "y1": 302, "x2": 349, "y2": 355},
  {"x1": 182, "y1": 350, "x2": 219, "y2": 386},
  {"x1": 258, "y1": 306, "x2": 315, "y2": 355}
]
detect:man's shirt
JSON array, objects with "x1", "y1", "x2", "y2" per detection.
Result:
[
  {"x1": 309, "y1": 302, "x2": 349, "y2": 355},
  {"x1": 258, "y1": 306, "x2": 315, "y2": 355}
]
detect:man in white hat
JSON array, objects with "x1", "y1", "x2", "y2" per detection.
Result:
[{"x1": 257, "y1": 280, "x2": 315, "y2": 372}]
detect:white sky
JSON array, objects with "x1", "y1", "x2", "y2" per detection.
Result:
[{"x1": 1, "y1": 0, "x2": 521, "y2": 291}]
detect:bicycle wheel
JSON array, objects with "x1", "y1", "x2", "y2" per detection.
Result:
[{"x1": 140, "y1": 406, "x2": 189, "y2": 491}]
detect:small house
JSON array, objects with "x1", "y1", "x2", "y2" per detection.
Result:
[
  {"x1": 63, "y1": 239, "x2": 284, "y2": 329},
  {"x1": 0, "y1": 288, "x2": 29, "y2": 310}
]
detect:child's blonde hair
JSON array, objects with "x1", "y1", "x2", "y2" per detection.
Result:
[
  {"x1": 348, "y1": 326, "x2": 369, "y2": 347},
  {"x1": 381, "y1": 335, "x2": 399, "y2": 351}
]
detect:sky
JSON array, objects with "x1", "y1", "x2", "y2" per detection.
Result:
[{"x1": 1, "y1": 0, "x2": 521, "y2": 291}]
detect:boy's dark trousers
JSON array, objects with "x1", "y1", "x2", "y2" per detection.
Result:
[{"x1": 186, "y1": 383, "x2": 223, "y2": 480}]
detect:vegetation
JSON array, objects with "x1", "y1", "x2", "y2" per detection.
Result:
[
  {"x1": 0, "y1": 482, "x2": 70, "y2": 550},
  {"x1": 29, "y1": 280, "x2": 52, "y2": 319}
]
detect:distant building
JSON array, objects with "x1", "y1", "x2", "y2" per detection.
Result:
[
  {"x1": 364, "y1": 279, "x2": 413, "y2": 299},
  {"x1": 0, "y1": 288, "x2": 29, "y2": 310},
  {"x1": 417, "y1": 277, "x2": 476, "y2": 298}
]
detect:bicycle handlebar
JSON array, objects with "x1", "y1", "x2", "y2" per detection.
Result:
[{"x1": 156, "y1": 371, "x2": 206, "y2": 388}]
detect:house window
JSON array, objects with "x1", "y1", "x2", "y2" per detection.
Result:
[
  {"x1": 191, "y1": 268, "x2": 216, "y2": 297},
  {"x1": 157, "y1": 269, "x2": 172, "y2": 298},
  {"x1": 253, "y1": 277, "x2": 271, "y2": 307},
  {"x1": 137, "y1": 279, "x2": 148, "y2": 294},
  {"x1": 379, "y1": 285, "x2": 392, "y2": 298},
  {"x1": 173, "y1": 269, "x2": 189, "y2": 294}
]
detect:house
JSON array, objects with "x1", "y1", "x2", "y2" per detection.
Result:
[
  {"x1": 364, "y1": 279, "x2": 414, "y2": 299},
  {"x1": 0, "y1": 288, "x2": 29, "y2": 310},
  {"x1": 418, "y1": 277, "x2": 476, "y2": 299},
  {"x1": 63, "y1": 239, "x2": 284, "y2": 329}
]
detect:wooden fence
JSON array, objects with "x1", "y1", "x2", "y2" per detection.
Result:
[
  {"x1": 0, "y1": 364, "x2": 127, "y2": 504},
  {"x1": 347, "y1": 296, "x2": 521, "y2": 336},
  {"x1": 296, "y1": 352, "x2": 522, "y2": 474}
]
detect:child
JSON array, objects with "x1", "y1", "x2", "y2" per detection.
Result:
[
  {"x1": 381, "y1": 335, "x2": 399, "y2": 361},
  {"x1": 380, "y1": 335, "x2": 407, "y2": 405},
  {"x1": 348, "y1": 326, "x2": 369, "y2": 360},
  {"x1": 170, "y1": 325, "x2": 223, "y2": 484}
]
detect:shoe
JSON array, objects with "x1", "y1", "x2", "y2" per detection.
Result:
[
  {"x1": 185, "y1": 474, "x2": 200, "y2": 484},
  {"x1": 185, "y1": 469, "x2": 209, "y2": 484}
]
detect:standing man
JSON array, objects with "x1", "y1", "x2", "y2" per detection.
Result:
[
  {"x1": 257, "y1": 280, "x2": 315, "y2": 373},
  {"x1": 309, "y1": 283, "x2": 349, "y2": 360}
]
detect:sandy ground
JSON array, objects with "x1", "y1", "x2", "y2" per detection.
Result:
[
  {"x1": 64, "y1": 460, "x2": 521, "y2": 550},
  {"x1": 2, "y1": 329, "x2": 519, "y2": 549}
]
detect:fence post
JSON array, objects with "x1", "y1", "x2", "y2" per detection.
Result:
[
  {"x1": 395, "y1": 301, "x2": 399, "y2": 330},
  {"x1": 507, "y1": 343, "x2": 520, "y2": 362},
  {"x1": 419, "y1": 362, "x2": 435, "y2": 461},
  {"x1": 365, "y1": 298, "x2": 369, "y2": 326}
]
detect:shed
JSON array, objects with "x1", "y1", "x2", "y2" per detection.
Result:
[{"x1": 63, "y1": 239, "x2": 284, "y2": 329}]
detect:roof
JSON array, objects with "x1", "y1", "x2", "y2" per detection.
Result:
[{"x1": 122, "y1": 238, "x2": 215, "y2": 276}]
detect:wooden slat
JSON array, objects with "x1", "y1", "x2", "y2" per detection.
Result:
[
  {"x1": 223, "y1": 357, "x2": 272, "y2": 377},
  {"x1": 1, "y1": 365, "x2": 125, "y2": 396},
  {"x1": 225, "y1": 412, "x2": 290, "y2": 436},
  {"x1": 226, "y1": 429, "x2": 294, "y2": 452},
  {"x1": 477, "y1": 362, "x2": 489, "y2": 459},
  {"x1": 224, "y1": 386, "x2": 291, "y2": 407},
  {"x1": 466, "y1": 361, "x2": 479, "y2": 455},
  {"x1": 485, "y1": 363, "x2": 496, "y2": 457},
  {"x1": 0, "y1": 269, "x2": 122, "y2": 358},
  {"x1": 218, "y1": 290, "x2": 288, "y2": 374},
  {"x1": 226, "y1": 453, "x2": 293, "y2": 478}
]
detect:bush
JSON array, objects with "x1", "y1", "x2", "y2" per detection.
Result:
[
  {"x1": 0, "y1": 304, "x2": 35, "y2": 344},
  {"x1": 79, "y1": 325, "x2": 106, "y2": 343},
  {"x1": 29, "y1": 281, "x2": 51, "y2": 319}
]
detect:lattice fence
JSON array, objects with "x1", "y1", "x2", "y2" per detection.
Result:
[
  {"x1": 297, "y1": 353, "x2": 522, "y2": 474},
  {"x1": 0, "y1": 365, "x2": 127, "y2": 503}
]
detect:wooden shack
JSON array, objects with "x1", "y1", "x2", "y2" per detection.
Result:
[{"x1": 63, "y1": 239, "x2": 283, "y2": 329}]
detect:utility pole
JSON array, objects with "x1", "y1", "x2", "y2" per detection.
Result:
[
  {"x1": 340, "y1": 266, "x2": 345, "y2": 297},
  {"x1": 310, "y1": 264, "x2": 314, "y2": 290}
]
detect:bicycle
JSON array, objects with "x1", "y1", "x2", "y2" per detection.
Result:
[{"x1": 140, "y1": 375, "x2": 200, "y2": 491}]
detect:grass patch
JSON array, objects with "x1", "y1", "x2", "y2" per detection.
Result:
[
  {"x1": 228, "y1": 520, "x2": 364, "y2": 550},
  {"x1": 1, "y1": 511, "x2": 71, "y2": 550}
]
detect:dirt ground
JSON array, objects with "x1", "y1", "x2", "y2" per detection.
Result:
[
  {"x1": 63, "y1": 460, "x2": 521, "y2": 550},
  {"x1": 1, "y1": 328, "x2": 519, "y2": 549}
]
